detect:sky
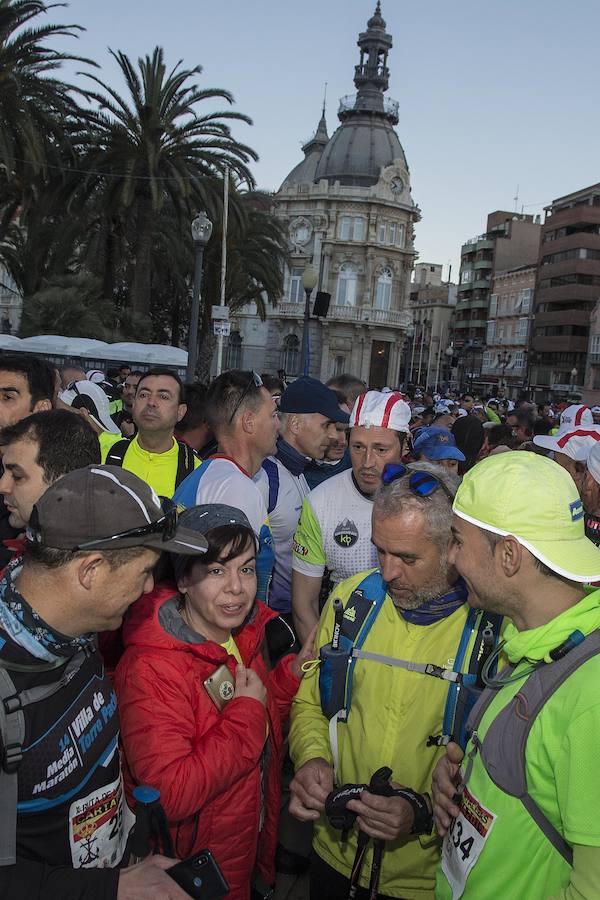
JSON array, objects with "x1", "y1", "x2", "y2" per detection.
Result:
[{"x1": 51, "y1": 0, "x2": 600, "y2": 279}]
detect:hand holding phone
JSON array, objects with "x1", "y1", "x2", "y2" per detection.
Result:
[{"x1": 166, "y1": 850, "x2": 229, "y2": 899}]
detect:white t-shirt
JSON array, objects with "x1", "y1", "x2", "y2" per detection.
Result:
[{"x1": 292, "y1": 468, "x2": 377, "y2": 585}]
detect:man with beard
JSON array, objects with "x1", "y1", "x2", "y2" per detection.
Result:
[{"x1": 289, "y1": 462, "x2": 500, "y2": 900}]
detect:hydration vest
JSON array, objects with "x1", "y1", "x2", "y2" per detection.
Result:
[
  {"x1": 106, "y1": 438, "x2": 199, "y2": 492},
  {"x1": 317, "y1": 571, "x2": 502, "y2": 777},
  {"x1": 463, "y1": 629, "x2": 600, "y2": 864}
]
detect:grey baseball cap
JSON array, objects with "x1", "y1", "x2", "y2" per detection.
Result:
[
  {"x1": 28, "y1": 465, "x2": 208, "y2": 555},
  {"x1": 171, "y1": 504, "x2": 254, "y2": 579}
]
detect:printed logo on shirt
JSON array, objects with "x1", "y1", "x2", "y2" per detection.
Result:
[
  {"x1": 334, "y1": 519, "x2": 359, "y2": 548},
  {"x1": 293, "y1": 540, "x2": 309, "y2": 557}
]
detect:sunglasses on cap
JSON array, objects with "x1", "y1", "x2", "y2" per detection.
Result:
[
  {"x1": 381, "y1": 463, "x2": 454, "y2": 500},
  {"x1": 228, "y1": 371, "x2": 263, "y2": 425},
  {"x1": 74, "y1": 497, "x2": 178, "y2": 550}
]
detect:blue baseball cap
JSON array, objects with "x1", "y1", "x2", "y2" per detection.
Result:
[
  {"x1": 413, "y1": 426, "x2": 466, "y2": 462},
  {"x1": 279, "y1": 376, "x2": 349, "y2": 423}
]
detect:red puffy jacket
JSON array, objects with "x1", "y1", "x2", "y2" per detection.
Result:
[{"x1": 114, "y1": 584, "x2": 300, "y2": 900}]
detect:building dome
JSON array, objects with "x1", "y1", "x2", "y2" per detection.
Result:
[
  {"x1": 314, "y1": 111, "x2": 407, "y2": 187},
  {"x1": 279, "y1": 3, "x2": 408, "y2": 190}
]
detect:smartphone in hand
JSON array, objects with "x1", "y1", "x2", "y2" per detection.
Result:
[{"x1": 167, "y1": 849, "x2": 229, "y2": 898}]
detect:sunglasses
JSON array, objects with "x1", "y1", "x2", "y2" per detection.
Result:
[
  {"x1": 75, "y1": 498, "x2": 178, "y2": 550},
  {"x1": 381, "y1": 463, "x2": 453, "y2": 500},
  {"x1": 227, "y1": 371, "x2": 263, "y2": 424}
]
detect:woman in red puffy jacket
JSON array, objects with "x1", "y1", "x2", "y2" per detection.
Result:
[{"x1": 114, "y1": 504, "x2": 314, "y2": 900}]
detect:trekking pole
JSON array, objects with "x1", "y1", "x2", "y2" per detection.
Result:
[
  {"x1": 129, "y1": 785, "x2": 174, "y2": 862},
  {"x1": 368, "y1": 839, "x2": 384, "y2": 900},
  {"x1": 348, "y1": 830, "x2": 370, "y2": 900}
]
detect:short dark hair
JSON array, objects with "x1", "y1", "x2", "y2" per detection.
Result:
[
  {"x1": 487, "y1": 424, "x2": 514, "y2": 449},
  {"x1": 326, "y1": 374, "x2": 366, "y2": 408},
  {"x1": 514, "y1": 410, "x2": 535, "y2": 438},
  {"x1": 205, "y1": 370, "x2": 264, "y2": 432},
  {"x1": 136, "y1": 369, "x2": 185, "y2": 404},
  {"x1": 176, "y1": 383, "x2": 208, "y2": 433},
  {"x1": 177, "y1": 523, "x2": 257, "y2": 580},
  {"x1": 0, "y1": 355, "x2": 55, "y2": 406},
  {"x1": 0, "y1": 410, "x2": 101, "y2": 482},
  {"x1": 261, "y1": 374, "x2": 285, "y2": 394}
]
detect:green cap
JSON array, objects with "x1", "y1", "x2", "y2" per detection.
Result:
[{"x1": 453, "y1": 451, "x2": 600, "y2": 583}]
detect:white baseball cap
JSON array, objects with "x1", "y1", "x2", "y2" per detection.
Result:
[
  {"x1": 350, "y1": 390, "x2": 411, "y2": 433},
  {"x1": 558, "y1": 404, "x2": 593, "y2": 435},
  {"x1": 59, "y1": 381, "x2": 120, "y2": 434},
  {"x1": 533, "y1": 426, "x2": 600, "y2": 461}
]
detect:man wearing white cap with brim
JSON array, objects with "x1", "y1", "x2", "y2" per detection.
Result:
[
  {"x1": 533, "y1": 426, "x2": 600, "y2": 493},
  {"x1": 291, "y1": 390, "x2": 410, "y2": 642}
]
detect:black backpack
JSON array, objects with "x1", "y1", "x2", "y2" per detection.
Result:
[{"x1": 106, "y1": 438, "x2": 199, "y2": 490}]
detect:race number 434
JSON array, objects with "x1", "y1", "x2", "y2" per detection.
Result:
[{"x1": 441, "y1": 785, "x2": 496, "y2": 899}]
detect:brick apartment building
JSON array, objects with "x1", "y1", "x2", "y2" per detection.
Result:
[
  {"x1": 530, "y1": 182, "x2": 600, "y2": 401},
  {"x1": 455, "y1": 211, "x2": 541, "y2": 392},
  {"x1": 483, "y1": 264, "x2": 536, "y2": 398}
]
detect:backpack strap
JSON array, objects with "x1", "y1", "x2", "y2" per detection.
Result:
[
  {"x1": 261, "y1": 458, "x2": 280, "y2": 516},
  {"x1": 175, "y1": 441, "x2": 199, "y2": 490},
  {"x1": 105, "y1": 438, "x2": 131, "y2": 467},
  {"x1": 468, "y1": 630, "x2": 600, "y2": 865},
  {"x1": 0, "y1": 648, "x2": 90, "y2": 865}
]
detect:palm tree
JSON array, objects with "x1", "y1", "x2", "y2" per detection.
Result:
[
  {"x1": 81, "y1": 47, "x2": 258, "y2": 316},
  {"x1": 0, "y1": 0, "x2": 92, "y2": 230}
]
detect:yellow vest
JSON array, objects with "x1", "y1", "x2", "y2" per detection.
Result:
[
  {"x1": 290, "y1": 570, "x2": 485, "y2": 900},
  {"x1": 99, "y1": 433, "x2": 200, "y2": 498}
]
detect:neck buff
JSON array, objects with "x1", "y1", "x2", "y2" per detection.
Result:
[
  {"x1": 0, "y1": 557, "x2": 95, "y2": 662},
  {"x1": 399, "y1": 577, "x2": 468, "y2": 625}
]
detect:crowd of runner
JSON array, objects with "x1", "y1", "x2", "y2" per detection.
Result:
[{"x1": 0, "y1": 354, "x2": 598, "y2": 900}]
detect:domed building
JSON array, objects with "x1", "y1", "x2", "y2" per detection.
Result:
[{"x1": 228, "y1": 3, "x2": 419, "y2": 386}]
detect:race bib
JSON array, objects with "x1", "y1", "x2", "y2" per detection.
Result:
[
  {"x1": 69, "y1": 772, "x2": 134, "y2": 868},
  {"x1": 441, "y1": 786, "x2": 496, "y2": 899}
]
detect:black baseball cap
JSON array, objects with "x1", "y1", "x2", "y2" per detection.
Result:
[
  {"x1": 28, "y1": 465, "x2": 208, "y2": 555},
  {"x1": 279, "y1": 376, "x2": 349, "y2": 423}
]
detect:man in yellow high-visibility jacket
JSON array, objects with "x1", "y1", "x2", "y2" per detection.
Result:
[{"x1": 289, "y1": 462, "x2": 500, "y2": 900}]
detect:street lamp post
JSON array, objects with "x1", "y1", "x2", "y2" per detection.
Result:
[
  {"x1": 570, "y1": 366, "x2": 578, "y2": 400},
  {"x1": 301, "y1": 265, "x2": 318, "y2": 376},
  {"x1": 499, "y1": 350, "x2": 512, "y2": 395},
  {"x1": 186, "y1": 211, "x2": 213, "y2": 382},
  {"x1": 404, "y1": 323, "x2": 415, "y2": 389}
]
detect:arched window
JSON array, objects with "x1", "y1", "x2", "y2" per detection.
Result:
[
  {"x1": 282, "y1": 334, "x2": 300, "y2": 376},
  {"x1": 225, "y1": 331, "x2": 242, "y2": 369},
  {"x1": 336, "y1": 262, "x2": 358, "y2": 307},
  {"x1": 375, "y1": 267, "x2": 393, "y2": 310}
]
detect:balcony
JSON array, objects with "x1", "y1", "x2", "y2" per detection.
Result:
[
  {"x1": 276, "y1": 301, "x2": 411, "y2": 328},
  {"x1": 474, "y1": 258, "x2": 493, "y2": 270},
  {"x1": 454, "y1": 319, "x2": 487, "y2": 330},
  {"x1": 473, "y1": 278, "x2": 491, "y2": 290},
  {"x1": 476, "y1": 239, "x2": 495, "y2": 251},
  {"x1": 589, "y1": 353, "x2": 600, "y2": 365}
]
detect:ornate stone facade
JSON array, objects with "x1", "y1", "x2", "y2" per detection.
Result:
[{"x1": 229, "y1": 3, "x2": 419, "y2": 387}]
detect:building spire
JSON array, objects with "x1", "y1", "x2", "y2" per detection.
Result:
[{"x1": 338, "y1": 1, "x2": 397, "y2": 124}]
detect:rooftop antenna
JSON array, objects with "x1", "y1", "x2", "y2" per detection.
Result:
[{"x1": 513, "y1": 184, "x2": 519, "y2": 213}]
